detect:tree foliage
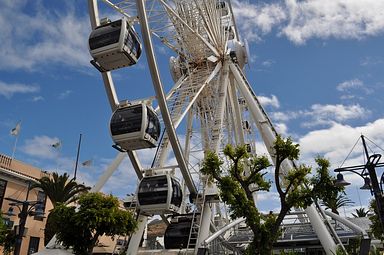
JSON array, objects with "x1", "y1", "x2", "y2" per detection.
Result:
[
  {"x1": 0, "y1": 214, "x2": 16, "y2": 255},
  {"x1": 0, "y1": 214, "x2": 7, "y2": 245},
  {"x1": 51, "y1": 192, "x2": 137, "y2": 255},
  {"x1": 201, "y1": 136, "x2": 341, "y2": 254},
  {"x1": 369, "y1": 199, "x2": 383, "y2": 241},
  {"x1": 352, "y1": 207, "x2": 370, "y2": 218},
  {"x1": 30, "y1": 172, "x2": 90, "y2": 245},
  {"x1": 30, "y1": 172, "x2": 90, "y2": 206},
  {"x1": 320, "y1": 193, "x2": 354, "y2": 215}
]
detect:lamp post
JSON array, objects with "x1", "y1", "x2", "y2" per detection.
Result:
[
  {"x1": 334, "y1": 135, "x2": 384, "y2": 230},
  {"x1": 5, "y1": 183, "x2": 44, "y2": 255}
]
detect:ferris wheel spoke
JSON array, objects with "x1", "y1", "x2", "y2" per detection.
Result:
[
  {"x1": 173, "y1": 62, "x2": 222, "y2": 128},
  {"x1": 158, "y1": 0, "x2": 220, "y2": 57},
  {"x1": 100, "y1": 0, "x2": 137, "y2": 20},
  {"x1": 136, "y1": 0, "x2": 197, "y2": 195},
  {"x1": 154, "y1": 74, "x2": 189, "y2": 114},
  {"x1": 191, "y1": 0, "x2": 219, "y2": 48},
  {"x1": 97, "y1": 0, "x2": 222, "y2": 57},
  {"x1": 193, "y1": 0, "x2": 226, "y2": 50},
  {"x1": 152, "y1": 62, "x2": 222, "y2": 167}
]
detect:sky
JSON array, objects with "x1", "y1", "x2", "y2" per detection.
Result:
[{"x1": 0, "y1": 0, "x2": 384, "y2": 216}]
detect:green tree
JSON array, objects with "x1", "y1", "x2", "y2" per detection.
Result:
[
  {"x1": 0, "y1": 214, "x2": 7, "y2": 245},
  {"x1": 321, "y1": 193, "x2": 354, "y2": 215},
  {"x1": 51, "y1": 192, "x2": 137, "y2": 255},
  {"x1": 201, "y1": 136, "x2": 340, "y2": 254},
  {"x1": 352, "y1": 208, "x2": 370, "y2": 218},
  {"x1": 310, "y1": 157, "x2": 344, "y2": 203},
  {"x1": 0, "y1": 214, "x2": 16, "y2": 255},
  {"x1": 30, "y1": 172, "x2": 90, "y2": 245},
  {"x1": 369, "y1": 199, "x2": 383, "y2": 241}
]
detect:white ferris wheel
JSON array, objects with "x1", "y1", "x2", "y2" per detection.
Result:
[{"x1": 84, "y1": 0, "x2": 341, "y2": 254}]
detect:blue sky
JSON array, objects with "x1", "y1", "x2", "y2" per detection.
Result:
[{"x1": 1, "y1": 0, "x2": 384, "y2": 215}]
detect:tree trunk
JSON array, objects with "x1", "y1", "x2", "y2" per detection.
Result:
[
  {"x1": 87, "y1": 234, "x2": 99, "y2": 255},
  {"x1": 44, "y1": 213, "x2": 57, "y2": 246}
]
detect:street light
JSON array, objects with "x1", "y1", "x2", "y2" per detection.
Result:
[
  {"x1": 334, "y1": 135, "x2": 384, "y2": 231},
  {"x1": 5, "y1": 183, "x2": 44, "y2": 255}
]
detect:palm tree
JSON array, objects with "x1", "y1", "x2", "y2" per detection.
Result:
[
  {"x1": 321, "y1": 193, "x2": 354, "y2": 215},
  {"x1": 30, "y1": 172, "x2": 90, "y2": 245},
  {"x1": 31, "y1": 172, "x2": 90, "y2": 206},
  {"x1": 352, "y1": 207, "x2": 370, "y2": 218}
]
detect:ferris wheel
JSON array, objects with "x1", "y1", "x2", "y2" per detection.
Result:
[{"x1": 85, "y1": 0, "x2": 338, "y2": 254}]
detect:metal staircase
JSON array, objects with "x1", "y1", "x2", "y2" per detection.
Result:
[{"x1": 185, "y1": 178, "x2": 207, "y2": 253}]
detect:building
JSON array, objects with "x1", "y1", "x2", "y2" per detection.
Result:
[{"x1": 0, "y1": 153, "x2": 53, "y2": 254}]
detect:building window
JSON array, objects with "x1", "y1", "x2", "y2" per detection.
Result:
[
  {"x1": 28, "y1": 236, "x2": 40, "y2": 254},
  {"x1": 0, "y1": 179, "x2": 7, "y2": 208},
  {"x1": 34, "y1": 191, "x2": 46, "y2": 221}
]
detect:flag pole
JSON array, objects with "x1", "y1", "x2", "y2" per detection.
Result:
[
  {"x1": 10, "y1": 121, "x2": 21, "y2": 160},
  {"x1": 11, "y1": 134, "x2": 19, "y2": 160},
  {"x1": 74, "y1": 134, "x2": 82, "y2": 181}
]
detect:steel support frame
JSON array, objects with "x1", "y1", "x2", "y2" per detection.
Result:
[{"x1": 196, "y1": 61, "x2": 230, "y2": 251}]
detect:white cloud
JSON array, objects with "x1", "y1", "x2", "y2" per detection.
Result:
[
  {"x1": 256, "y1": 191, "x2": 280, "y2": 203},
  {"x1": 299, "y1": 119, "x2": 384, "y2": 167},
  {"x1": 21, "y1": 135, "x2": 62, "y2": 159},
  {"x1": 100, "y1": 157, "x2": 139, "y2": 195},
  {"x1": 303, "y1": 104, "x2": 370, "y2": 127},
  {"x1": 271, "y1": 111, "x2": 299, "y2": 122},
  {"x1": 0, "y1": 1, "x2": 90, "y2": 71},
  {"x1": 261, "y1": 59, "x2": 275, "y2": 67},
  {"x1": 232, "y1": 0, "x2": 287, "y2": 42},
  {"x1": 58, "y1": 90, "x2": 73, "y2": 100},
  {"x1": 340, "y1": 94, "x2": 358, "y2": 100},
  {"x1": 336, "y1": 79, "x2": 373, "y2": 100},
  {"x1": 336, "y1": 79, "x2": 364, "y2": 92},
  {"x1": 31, "y1": 96, "x2": 44, "y2": 102},
  {"x1": 282, "y1": 0, "x2": 384, "y2": 44},
  {"x1": 0, "y1": 81, "x2": 39, "y2": 98},
  {"x1": 232, "y1": 0, "x2": 384, "y2": 44},
  {"x1": 271, "y1": 104, "x2": 369, "y2": 128},
  {"x1": 258, "y1": 94, "x2": 280, "y2": 108},
  {"x1": 360, "y1": 56, "x2": 384, "y2": 67},
  {"x1": 274, "y1": 123, "x2": 288, "y2": 136}
]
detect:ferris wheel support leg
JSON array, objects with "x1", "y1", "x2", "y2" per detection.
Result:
[
  {"x1": 91, "y1": 152, "x2": 127, "y2": 192},
  {"x1": 126, "y1": 214, "x2": 148, "y2": 255},
  {"x1": 136, "y1": 0, "x2": 196, "y2": 195},
  {"x1": 229, "y1": 63, "x2": 337, "y2": 254},
  {"x1": 228, "y1": 76, "x2": 245, "y2": 145},
  {"x1": 196, "y1": 63, "x2": 230, "y2": 248},
  {"x1": 305, "y1": 206, "x2": 337, "y2": 255},
  {"x1": 184, "y1": 107, "x2": 194, "y2": 161},
  {"x1": 127, "y1": 151, "x2": 144, "y2": 179},
  {"x1": 229, "y1": 63, "x2": 276, "y2": 157},
  {"x1": 196, "y1": 201, "x2": 213, "y2": 253},
  {"x1": 212, "y1": 61, "x2": 230, "y2": 153}
]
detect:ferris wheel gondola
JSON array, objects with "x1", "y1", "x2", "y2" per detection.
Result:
[
  {"x1": 137, "y1": 174, "x2": 183, "y2": 214},
  {"x1": 228, "y1": 39, "x2": 248, "y2": 68},
  {"x1": 164, "y1": 216, "x2": 197, "y2": 249},
  {"x1": 89, "y1": 17, "x2": 142, "y2": 72},
  {"x1": 110, "y1": 103, "x2": 160, "y2": 151}
]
